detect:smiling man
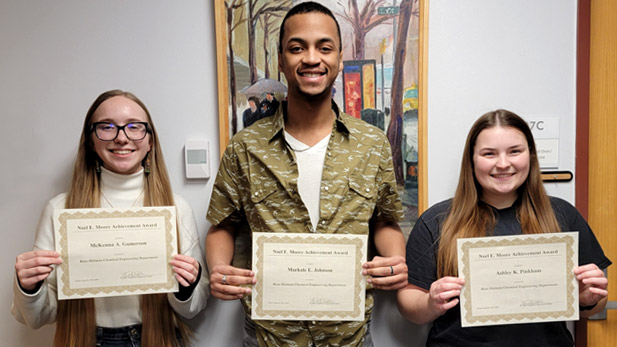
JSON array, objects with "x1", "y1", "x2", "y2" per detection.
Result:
[{"x1": 206, "y1": 2, "x2": 407, "y2": 346}]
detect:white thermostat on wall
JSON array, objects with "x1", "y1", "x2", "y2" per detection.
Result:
[{"x1": 184, "y1": 139, "x2": 210, "y2": 179}]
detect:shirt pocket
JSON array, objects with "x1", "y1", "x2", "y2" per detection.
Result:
[
  {"x1": 247, "y1": 182, "x2": 283, "y2": 232},
  {"x1": 344, "y1": 174, "x2": 378, "y2": 225},
  {"x1": 249, "y1": 182, "x2": 279, "y2": 205},
  {"x1": 348, "y1": 175, "x2": 378, "y2": 200}
]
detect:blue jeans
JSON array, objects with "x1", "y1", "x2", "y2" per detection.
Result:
[
  {"x1": 95, "y1": 324, "x2": 185, "y2": 347},
  {"x1": 96, "y1": 324, "x2": 142, "y2": 347},
  {"x1": 95, "y1": 324, "x2": 184, "y2": 347}
]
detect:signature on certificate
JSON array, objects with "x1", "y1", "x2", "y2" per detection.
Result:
[
  {"x1": 309, "y1": 297, "x2": 340, "y2": 305},
  {"x1": 120, "y1": 271, "x2": 152, "y2": 280},
  {"x1": 520, "y1": 299, "x2": 552, "y2": 307}
]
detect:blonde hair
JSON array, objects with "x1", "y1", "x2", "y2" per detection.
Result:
[
  {"x1": 54, "y1": 90, "x2": 191, "y2": 347},
  {"x1": 437, "y1": 109, "x2": 560, "y2": 278}
]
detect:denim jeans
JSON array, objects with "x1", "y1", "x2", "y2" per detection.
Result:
[
  {"x1": 95, "y1": 324, "x2": 185, "y2": 347},
  {"x1": 96, "y1": 324, "x2": 142, "y2": 347}
]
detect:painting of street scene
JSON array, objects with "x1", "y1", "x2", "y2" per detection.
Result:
[{"x1": 215, "y1": 0, "x2": 421, "y2": 234}]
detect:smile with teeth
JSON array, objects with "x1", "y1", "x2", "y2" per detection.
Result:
[
  {"x1": 492, "y1": 173, "x2": 514, "y2": 178},
  {"x1": 110, "y1": 149, "x2": 134, "y2": 154},
  {"x1": 299, "y1": 69, "x2": 325, "y2": 77}
]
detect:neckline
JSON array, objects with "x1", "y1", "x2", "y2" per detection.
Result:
[
  {"x1": 283, "y1": 131, "x2": 330, "y2": 153},
  {"x1": 99, "y1": 167, "x2": 145, "y2": 207}
]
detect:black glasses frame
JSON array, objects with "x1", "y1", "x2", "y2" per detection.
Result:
[{"x1": 91, "y1": 122, "x2": 151, "y2": 141}]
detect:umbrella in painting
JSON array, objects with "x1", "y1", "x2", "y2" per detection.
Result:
[{"x1": 241, "y1": 78, "x2": 287, "y2": 96}]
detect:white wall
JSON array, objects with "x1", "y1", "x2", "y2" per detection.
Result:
[
  {"x1": 427, "y1": 0, "x2": 578, "y2": 205},
  {"x1": 0, "y1": 1, "x2": 239, "y2": 345},
  {"x1": 0, "y1": 0, "x2": 578, "y2": 346}
]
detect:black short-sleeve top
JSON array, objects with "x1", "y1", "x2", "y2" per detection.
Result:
[{"x1": 406, "y1": 197, "x2": 611, "y2": 347}]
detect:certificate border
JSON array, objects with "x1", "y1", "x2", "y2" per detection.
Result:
[
  {"x1": 56, "y1": 207, "x2": 177, "y2": 298},
  {"x1": 252, "y1": 233, "x2": 367, "y2": 321},
  {"x1": 459, "y1": 232, "x2": 578, "y2": 326}
]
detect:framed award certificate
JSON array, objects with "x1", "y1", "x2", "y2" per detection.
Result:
[
  {"x1": 251, "y1": 232, "x2": 368, "y2": 321},
  {"x1": 53, "y1": 206, "x2": 178, "y2": 300},
  {"x1": 457, "y1": 232, "x2": 579, "y2": 327}
]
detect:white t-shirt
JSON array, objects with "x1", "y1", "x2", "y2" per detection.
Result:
[{"x1": 284, "y1": 131, "x2": 330, "y2": 231}]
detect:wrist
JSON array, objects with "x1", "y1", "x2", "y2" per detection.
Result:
[
  {"x1": 17, "y1": 278, "x2": 43, "y2": 295},
  {"x1": 580, "y1": 302, "x2": 598, "y2": 311}
]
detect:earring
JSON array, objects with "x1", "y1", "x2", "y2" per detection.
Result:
[
  {"x1": 95, "y1": 159, "x2": 101, "y2": 173},
  {"x1": 144, "y1": 153, "x2": 151, "y2": 175}
]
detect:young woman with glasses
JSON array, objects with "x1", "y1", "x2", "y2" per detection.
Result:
[{"x1": 12, "y1": 90, "x2": 209, "y2": 347}]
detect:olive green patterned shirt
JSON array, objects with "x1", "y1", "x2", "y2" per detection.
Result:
[{"x1": 207, "y1": 101, "x2": 403, "y2": 347}]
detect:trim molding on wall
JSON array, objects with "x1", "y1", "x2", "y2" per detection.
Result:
[
  {"x1": 214, "y1": 0, "x2": 229, "y2": 158},
  {"x1": 418, "y1": 0, "x2": 429, "y2": 214}
]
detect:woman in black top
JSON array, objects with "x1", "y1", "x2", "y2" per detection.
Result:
[{"x1": 397, "y1": 109, "x2": 610, "y2": 346}]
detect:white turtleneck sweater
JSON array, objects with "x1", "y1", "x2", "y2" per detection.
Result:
[{"x1": 12, "y1": 167, "x2": 209, "y2": 329}]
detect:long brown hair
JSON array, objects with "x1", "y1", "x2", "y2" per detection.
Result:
[
  {"x1": 54, "y1": 90, "x2": 191, "y2": 347},
  {"x1": 437, "y1": 109, "x2": 560, "y2": 278}
]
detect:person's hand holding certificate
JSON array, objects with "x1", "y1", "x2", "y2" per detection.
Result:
[
  {"x1": 53, "y1": 206, "x2": 178, "y2": 299},
  {"x1": 251, "y1": 232, "x2": 367, "y2": 321},
  {"x1": 457, "y1": 232, "x2": 579, "y2": 327}
]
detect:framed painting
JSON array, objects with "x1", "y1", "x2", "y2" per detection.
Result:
[{"x1": 214, "y1": 0, "x2": 428, "y2": 234}]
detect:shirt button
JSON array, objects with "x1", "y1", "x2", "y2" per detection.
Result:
[
  {"x1": 365, "y1": 188, "x2": 370, "y2": 193},
  {"x1": 254, "y1": 191, "x2": 259, "y2": 197},
  {"x1": 324, "y1": 186, "x2": 329, "y2": 191},
  {"x1": 320, "y1": 220, "x2": 326, "y2": 226}
]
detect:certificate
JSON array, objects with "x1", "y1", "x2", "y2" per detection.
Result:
[
  {"x1": 457, "y1": 232, "x2": 579, "y2": 327},
  {"x1": 53, "y1": 207, "x2": 178, "y2": 300},
  {"x1": 251, "y1": 232, "x2": 367, "y2": 321}
]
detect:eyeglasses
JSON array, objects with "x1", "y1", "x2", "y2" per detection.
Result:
[{"x1": 91, "y1": 122, "x2": 150, "y2": 141}]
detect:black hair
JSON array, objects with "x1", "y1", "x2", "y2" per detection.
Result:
[{"x1": 278, "y1": 1, "x2": 342, "y2": 53}]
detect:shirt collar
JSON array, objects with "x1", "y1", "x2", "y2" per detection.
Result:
[
  {"x1": 100, "y1": 166, "x2": 144, "y2": 196},
  {"x1": 266, "y1": 100, "x2": 351, "y2": 143}
]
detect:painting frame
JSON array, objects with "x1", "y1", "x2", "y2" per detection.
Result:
[{"x1": 214, "y1": 0, "x2": 429, "y2": 216}]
